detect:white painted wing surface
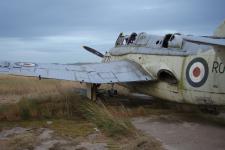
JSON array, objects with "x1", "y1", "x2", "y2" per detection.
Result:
[
  {"x1": 0, "y1": 60, "x2": 153, "y2": 83},
  {"x1": 182, "y1": 35, "x2": 225, "y2": 47}
]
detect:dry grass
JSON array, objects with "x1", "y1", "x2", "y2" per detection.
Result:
[
  {"x1": 7, "y1": 132, "x2": 36, "y2": 150},
  {"x1": 0, "y1": 75, "x2": 129, "y2": 96},
  {"x1": 0, "y1": 75, "x2": 129, "y2": 104},
  {"x1": 0, "y1": 75, "x2": 137, "y2": 139},
  {"x1": 0, "y1": 75, "x2": 85, "y2": 104},
  {"x1": 0, "y1": 90, "x2": 85, "y2": 121},
  {"x1": 0, "y1": 95, "x2": 137, "y2": 138},
  {"x1": 81, "y1": 101, "x2": 137, "y2": 138},
  {"x1": 0, "y1": 75, "x2": 166, "y2": 149}
]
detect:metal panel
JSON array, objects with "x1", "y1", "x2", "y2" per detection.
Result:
[
  {"x1": 87, "y1": 72, "x2": 103, "y2": 83},
  {"x1": 75, "y1": 72, "x2": 90, "y2": 82},
  {"x1": 48, "y1": 70, "x2": 75, "y2": 81},
  {"x1": 182, "y1": 35, "x2": 225, "y2": 47},
  {"x1": 0, "y1": 60, "x2": 154, "y2": 83}
]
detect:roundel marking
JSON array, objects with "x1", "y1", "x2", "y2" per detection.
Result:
[
  {"x1": 186, "y1": 57, "x2": 209, "y2": 87},
  {"x1": 193, "y1": 67, "x2": 201, "y2": 77}
]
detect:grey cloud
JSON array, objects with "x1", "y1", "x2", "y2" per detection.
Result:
[
  {"x1": 0, "y1": 0, "x2": 224, "y2": 63},
  {"x1": 1, "y1": 0, "x2": 224, "y2": 37}
]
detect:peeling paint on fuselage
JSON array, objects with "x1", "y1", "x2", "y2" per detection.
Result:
[{"x1": 108, "y1": 43, "x2": 225, "y2": 105}]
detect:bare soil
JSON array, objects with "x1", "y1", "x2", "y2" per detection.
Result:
[
  {"x1": 0, "y1": 127, "x2": 108, "y2": 150},
  {"x1": 132, "y1": 115, "x2": 225, "y2": 150}
]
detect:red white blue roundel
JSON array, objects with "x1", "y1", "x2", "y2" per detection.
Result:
[{"x1": 186, "y1": 58, "x2": 209, "y2": 87}]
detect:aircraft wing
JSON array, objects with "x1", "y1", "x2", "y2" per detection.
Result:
[
  {"x1": 0, "y1": 60, "x2": 153, "y2": 84},
  {"x1": 182, "y1": 35, "x2": 225, "y2": 48}
]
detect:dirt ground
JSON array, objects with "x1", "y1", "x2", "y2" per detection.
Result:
[
  {"x1": 0, "y1": 126, "x2": 108, "y2": 150},
  {"x1": 2, "y1": 113, "x2": 225, "y2": 150},
  {"x1": 0, "y1": 121, "x2": 162, "y2": 150},
  {"x1": 132, "y1": 115, "x2": 225, "y2": 150}
]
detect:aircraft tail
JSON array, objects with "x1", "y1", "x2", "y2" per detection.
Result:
[{"x1": 214, "y1": 20, "x2": 225, "y2": 37}]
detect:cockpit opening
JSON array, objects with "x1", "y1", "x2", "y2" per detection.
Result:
[
  {"x1": 127, "y1": 32, "x2": 137, "y2": 44},
  {"x1": 162, "y1": 34, "x2": 173, "y2": 48},
  {"x1": 115, "y1": 32, "x2": 137, "y2": 46},
  {"x1": 115, "y1": 32, "x2": 183, "y2": 49},
  {"x1": 162, "y1": 33, "x2": 183, "y2": 49},
  {"x1": 168, "y1": 33, "x2": 183, "y2": 49},
  {"x1": 115, "y1": 32, "x2": 124, "y2": 46}
]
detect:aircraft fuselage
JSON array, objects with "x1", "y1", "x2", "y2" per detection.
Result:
[{"x1": 108, "y1": 45, "x2": 225, "y2": 105}]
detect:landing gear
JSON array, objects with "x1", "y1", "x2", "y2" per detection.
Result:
[
  {"x1": 86, "y1": 83, "x2": 118, "y2": 100},
  {"x1": 86, "y1": 83, "x2": 101, "y2": 101},
  {"x1": 107, "y1": 84, "x2": 118, "y2": 97},
  {"x1": 107, "y1": 89, "x2": 118, "y2": 97}
]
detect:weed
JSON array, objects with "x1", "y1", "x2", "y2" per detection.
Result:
[{"x1": 81, "y1": 101, "x2": 136, "y2": 138}]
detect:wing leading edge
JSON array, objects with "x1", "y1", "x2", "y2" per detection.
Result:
[
  {"x1": 182, "y1": 35, "x2": 225, "y2": 48},
  {"x1": 0, "y1": 60, "x2": 153, "y2": 84}
]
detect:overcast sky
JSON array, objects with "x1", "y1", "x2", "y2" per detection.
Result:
[{"x1": 0, "y1": 0, "x2": 225, "y2": 63}]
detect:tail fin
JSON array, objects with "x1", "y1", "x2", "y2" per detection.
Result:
[
  {"x1": 213, "y1": 20, "x2": 225, "y2": 65},
  {"x1": 214, "y1": 20, "x2": 225, "y2": 37}
]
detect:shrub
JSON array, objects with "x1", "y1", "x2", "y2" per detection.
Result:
[{"x1": 80, "y1": 101, "x2": 136, "y2": 138}]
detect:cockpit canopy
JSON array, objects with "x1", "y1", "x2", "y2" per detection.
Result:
[{"x1": 115, "y1": 32, "x2": 183, "y2": 49}]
